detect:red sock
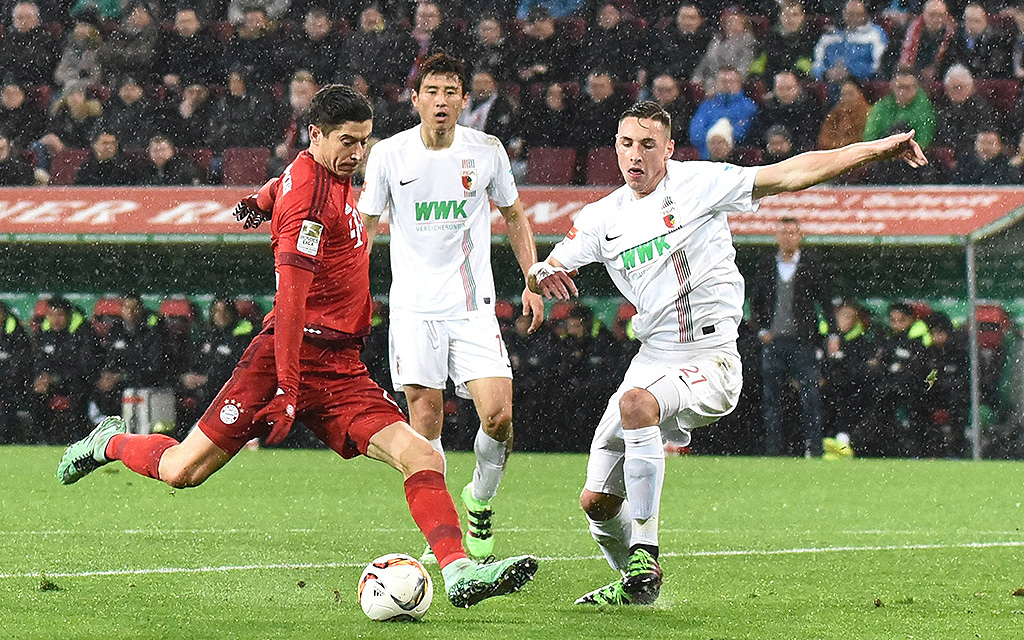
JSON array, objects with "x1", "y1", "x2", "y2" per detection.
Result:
[
  {"x1": 404, "y1": 470, "x2": 468, "y2": 569},
  {"x1": 105, "y1": 433, "x2": 178, "y2": 480}
]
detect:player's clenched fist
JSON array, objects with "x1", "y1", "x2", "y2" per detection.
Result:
[
  {"x1": 527, "y1": 261, "x2": 578, "y2": 300},
  {"x1": 254, "y1": 387, "x2": 297, "y2": 445}
]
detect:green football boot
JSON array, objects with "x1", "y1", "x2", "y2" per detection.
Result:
[
  {"x1": 446, "y1": 555, "x2": 538, "y2": 608},
  {"x1": 461, "y1": 483, "x2": 495, "y2": 560},
  {"x1": 56, "y1": 416, "x2": 127, "y2": 485},
  {"x1": 622, "y1": 548, "x2": 663, "y2": 604},
  {"x1": 574, "y1": 578, "x2": 632, "y2": 605}
]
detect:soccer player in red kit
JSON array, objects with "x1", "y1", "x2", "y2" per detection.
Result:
[{"x1": 57, "y1": 84, "x2": 537, "y2": 608}]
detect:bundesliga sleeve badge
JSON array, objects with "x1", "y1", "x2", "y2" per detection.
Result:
[{"x1": 297, "y1": 220, "x2": 324, "y2": 256}]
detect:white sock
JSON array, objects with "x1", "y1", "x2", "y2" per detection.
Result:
[
  {"x1": 588, "y1": 500, "x2": 632, "y2": 572},
  {"x1": 471, "y1": 427, "x2": 508, "y2": 502},
  {"x1": 428, "y1": 437, "x2": 447, "y2": 477},
  {"x1": 622, "y1": 425, "x2": 664, "y2": 548}
]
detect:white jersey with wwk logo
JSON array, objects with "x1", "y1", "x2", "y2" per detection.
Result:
[
  {"x1": 549, "y1": 159, "x2": 761, "y2": 353},
  {"x1": 358, "y1": 124, "x2": 519, "y2": 319}
]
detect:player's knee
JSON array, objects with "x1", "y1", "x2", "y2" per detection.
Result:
[
  {"x1": 580, "y1": 490, "x2": 622, "y2": 521},
  {"x1": 480, "y1": 405, "x2": 512, "y2": 440},
  {"x1": 161, "y1": 465, "x2": 206, "y2": 489},
  {"x1": 619, "y1": 389, "x2": 660, "y2": 429},
  {"x1": 402, "y1": 439, "x2": 445, "y2": 476}
]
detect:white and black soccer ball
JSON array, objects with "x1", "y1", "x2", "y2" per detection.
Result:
[{"x1": 357, "y1": 553, "x2": 433, "y2": 621}]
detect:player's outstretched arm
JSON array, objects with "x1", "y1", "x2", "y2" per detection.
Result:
[
  {"x1": 751, "y1": 130, "x2": 927, "y2": 200},
  {"x1": 527, "y1": 258, "x2": 578, "y2": 300},
  {"x1": 498, "y1": 200, "x2": 546, "y2": 332}
]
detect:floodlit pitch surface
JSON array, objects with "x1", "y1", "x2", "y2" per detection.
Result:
[{"x1": 2, "y1": 447, "x2": 1023, "y2": 639}]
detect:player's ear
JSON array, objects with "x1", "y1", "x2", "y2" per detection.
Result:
[
  {"x1": 665, "y1": 138, "x2": 675, "y2": 161},
  {"x1": 309, "y1": 124, "x2": 322, "y2": 145}
]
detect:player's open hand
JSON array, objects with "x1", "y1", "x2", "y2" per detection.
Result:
[
  {"x1": 521, "y1": 287, "x2": 545, "y2": 333},
  {"x1": 527, "y1": 262, "x2": 578, "y2": 300},
  {"x1": 234, "y1": 193, "x2": 272, "y2": 229},
  {"x1": 254, "y1": 387, "x2": 297, "y2": 445},
  {"x1": 873, "y1": 130, "x2": 928, "y2": 168}
]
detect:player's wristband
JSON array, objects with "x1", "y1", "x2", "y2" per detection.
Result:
[{"x1": 528, "y1": 261, "x2": 564, "y2": 283}]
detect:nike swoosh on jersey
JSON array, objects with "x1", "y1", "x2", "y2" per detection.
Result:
[
  {"x1": 399, "y1": 178, "x2": 420, "y2": 186},
  {"x1": 605, "y1": 233, "x2": 622, "y2": 241}
]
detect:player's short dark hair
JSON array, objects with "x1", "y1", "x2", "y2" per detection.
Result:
[
  {"x1": 308, "y1": 84, "x2": 373, "y2": 134},
  {"x1": 413, "y1": 52, "x2": 467, "y2": 95},
  {"x1": 619, "y1": 101, "x2": 671, "y2": 132}
]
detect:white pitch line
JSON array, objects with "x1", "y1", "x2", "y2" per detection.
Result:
[{"x1": 2, "y1": 540, "x2": 1023, "y2": 581}]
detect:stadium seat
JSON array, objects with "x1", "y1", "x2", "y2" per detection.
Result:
[
  {"x1": 976, "y1": 303, "x2": 1013, "y2": 349},
  {"x1": 180, "y1": 147, "x2": 213, "y2": 173},
  {"x1": 223, "y1": 147, "x2": 270, "y2": 186},
  {"x1": 585, "y1": 147, "x2": 623, "y2": 185},
  {"x1": 50, "y1": 149, "x2": 91, "y2": 185},
  {"x1": 672, "y1": 146, "x2": 700, "y2": 161},
  {"x1": 527, "y1": 147, "x2": 576, "y2": 184},
  {"x1": 25, "y1": 85, "x2": 52, "y2": 111},
  {"x1": 493, "y1": 299, "x2": 514, "y2": 323},
  {"x1": 92, "y1": 296, "x2": 123, "y2": 339},
  {"x1": 975, "y1": 79, "x2": 1019, "y2": 114},
  {"x1": 549, "y1": 301, "x2": 573, "y2": 322},
  {"x1": 732, "y1": 147, "x2": 763, "y2": 166},
  {"x1": 862, "y1": 80, "x2": 890, "y2": 103},
  {"x1": 159, "y1": 296, "x2": 194, "y2": 321},
  {"x1": 929, "y1": 146, "x2": 957, "y2": 174}
]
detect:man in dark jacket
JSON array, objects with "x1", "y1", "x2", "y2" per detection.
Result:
[
  {"x1": 31, "y1": 297, "x2": 97, "y2": 443},
  {"x1": 0, "y1": 132, "x2": 33, "y2": 185},
  {"x1": 93, "y1": 294, "x2": 170, "y2": 417},
  {"x1": 158, "y1": 8, "x2": 221, "y2": 89},
  {"x1": 0, "y1": 300, "x2": 33, "y2": 443},
  {"x1": 751, "y1": 217, "x2": 838, "y2": 457},
  {"x1": 73, "y1": 130, "x2": 142, "y2": 185},
  {"x1": 139, "y1": 135, "x2": 203, "y2": 185},
  {"x1": 281, "y1": 7, "x2": 345, "y2": 85},
  {"x1": 0, "y1": 1, "x2": 58, "y2": 85},
  {"x1": 457, "y1": 70, "x2": 516, "y2": 144}
]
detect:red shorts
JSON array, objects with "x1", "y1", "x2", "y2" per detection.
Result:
[{"x1": 198, "y1": 333, "x2": 407, "y2": 457}]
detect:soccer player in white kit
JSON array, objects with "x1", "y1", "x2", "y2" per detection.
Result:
[
  {"x1": 528, "y1": 102, "x2": 927, "y2": 605},
  {"x1": 359, "y1": 53, "x2": 557, "y2": 560}
]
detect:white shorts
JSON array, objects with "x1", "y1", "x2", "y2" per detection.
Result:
[
  {"x1": 389, "y1": 314, "x2": 513, "y2": 399},
  {"x1": 584, "y1": 345, "x2": 743, "y2": 498}
]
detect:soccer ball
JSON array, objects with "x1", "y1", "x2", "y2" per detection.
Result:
[{"x1": 357, "y1": 553, "x2": 433, "y2": 621}]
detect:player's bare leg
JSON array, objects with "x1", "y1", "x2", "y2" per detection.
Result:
[
  {"x1": 367, "y1": 421, "x2": 537, "y2": 607},
  {"x1": 462, "y1": 376, "x2": 513, "y2": 559},
  {"x1": 58, "y1": 417, "x2": 232, "y2": 487},
  {"x1": 404, "y1": 385, "x2": 448, "y2": 562}
]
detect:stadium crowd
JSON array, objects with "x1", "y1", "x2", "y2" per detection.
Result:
[
  {"x1": 0, "y1": 292, "x2": 1011, "y2": 459},
  {"x1": 4, "y1": 0, "x2": 1024, "y2": 185}
]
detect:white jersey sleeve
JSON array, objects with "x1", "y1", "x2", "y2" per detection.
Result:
[
  {"x1": 486, "y1": 142, "x2": 518, "y2": 208},
  {"x1": 687, "y1": 161, "x2": 759, "y2": 214},
  {"x1": 356, "y1": 140, "x2": 392, "y2": 218},
  {"x1": 548, "y1": 205, "x2": 603, "y2": 272}
]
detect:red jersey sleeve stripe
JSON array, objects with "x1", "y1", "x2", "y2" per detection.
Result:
[
  {"x1": 310, "y1": 164, "x2": 332, "y2": 221},
  {"x1": 278, "y1": 252, "x2": 319, "y2": 272}
]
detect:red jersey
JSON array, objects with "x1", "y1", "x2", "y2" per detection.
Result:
[{"x1": 262, "y1": 151, "x2": 371, "y2": 342}]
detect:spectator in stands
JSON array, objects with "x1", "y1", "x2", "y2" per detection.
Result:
[
  {"x1": 947, "y1": 3, "x2": 1013, "y2": 79},
  {"x1": 573, "y1": 70, "x2": 630, "y2": 152},
  {"x1": 54, "y1": 12, "x2": 103, "y2": 91},
  {"x1": 812, "y1": 0, "x2": 888, "y2": 82},
  {"x1": 458, "y1": 70, "x2": 516, "y2": 143},
  {"x1": 227, "y1": 0, "x2": 292, "y2": 23},
  {"x1": 0, "y1": 299, "x2": 32, "y2": 443},
  {"x1": 689, "y1": 67, "x2": 758, "y2": 159},
  {"x1": 348, "y1": 73, "x2": 395, "y2": 140},
  {"x1": 822, "y1": 299, "x2": 881, "y2": 457},
  {"x1": 282, "y1": 7, "x2": 345, "y2": 85},
  {"x1": 953, "y1": 129, "x2": 1017, "y2": 183},
  {"x1": 406, "y1": 1, "x2": 466, "y2": 82},
  {"x1": 898, "y1": 0, "x2": 956, "y2": 82},
  {"x1": 864, "y1": 70, "x2": 937, "y2": 148},
  {"x1": 516, "y1": 0, "x2": 586, "y2": 20},
  {"x1": 0, "y1": 2, "x2": 58, "y2": 85},
  {"x1": 98, "y1": 77, "x2": 155, "y2": 150},
  {"x1": 517, "y1": 81, "x2": 577, "y2": 151},
  {"x1": 692, "y1": 7, "x2": 759, "y2": 89},
  {"x1": 92, "y1": 293, "x2": 169, "y2": 417},
  {"x1": 706, "y1": 117, "x2": 740, "y2": 163},
  {"x1": 873, "y1": 302, "x2": 928, "y2": 456},
  {"x1": 157, "y1": 83, "x2": 213, "y2": 149},
  {"x1": 751, "y1": 217, "x2": 838, "y2": 458},
  {"x1": 176, "y1": 296, "x2": 255, "y2": 433},
  {"x1": 0, "y1": 131, "x2": 33, "y2": 184},
  {"x1": 467, "y1": 15, "x2": 516, "y2": 83},
  {"x1": 223, "y1": 6, "x2": 283, "y2": 87},
  {"x1": 650, "y1": 73, "x2": 690, "y2": 144},
  {"x1": 650, "y1": 3, "x2": 712, "y2": 83},
  {"x1": 934, "y1": 64, "x2": 996, "y2": 159},
  {"x1": 159, "y1": 9, "x2": 221, "y2": 91},
  {"x1": 276, "y1": 70, "x2": 317, "y2": 155},
  {"x1": 74, "y1": 130, "x2": 143, "y2": 185},
  {"x1": 208, "y1": 69, "x2": 277, "y2": 152},
  {"x1": 763, "y1": 124, "x2": 797, "y2": 162},
  {"x1": 34, "y1": 80, "x2": 102, "y2": 179},
  {"x1": 515, "y1": 6, "x2": 575, "y2": 86},
  {"x1": 139, "y1": 134, "x2": 203, "y2": 185},
  {"x1": 345, "y1": 5, "x2": 415, "y2": 90},
  {"x1": 0, "y1": 83, "x2": 46, "y2": 149},
  {"x1": 918, "y1": 311, "x2": 968, "y2": 457},
  {"x1": 758, "y1": 0, "x2": 818, "y2": 79},
  {"x1": 581, "y1": 2, "x2": 645, "y2": 82},
  {"x1": 756, "y1": 70, "x2": 823, "y2": 152},
  {"x1": 1010, "y1": 2, "x2": 1024, "y2": 80},
  {"x1": 31, "y1": 297, "x2": 96, "y2": 444},
  {"x1": 97, "y1": 3, "x2": 162, "y2": 85},
  {"x1": 818, "y1": 77, "x2": 871, "y2": 148}
]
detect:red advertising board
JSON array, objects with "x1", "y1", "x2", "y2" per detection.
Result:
[{"x1": 2, "y1": 185, "x2": 1023, "y2": 242}]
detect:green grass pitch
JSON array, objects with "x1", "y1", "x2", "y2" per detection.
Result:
[{"x1": 2, "y1": 446, "x2": 1023, "y2": 639}]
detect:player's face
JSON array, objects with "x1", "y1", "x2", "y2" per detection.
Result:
[
  {"x1": 412, "y1": 73, "x2": 467, "y2": 131},
  {"x1": 311, "y1": 120, "x2": 373, "y2": 178},
  {"x1": 615, "y1": 117, "x2": 674, "y2": 198}
]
